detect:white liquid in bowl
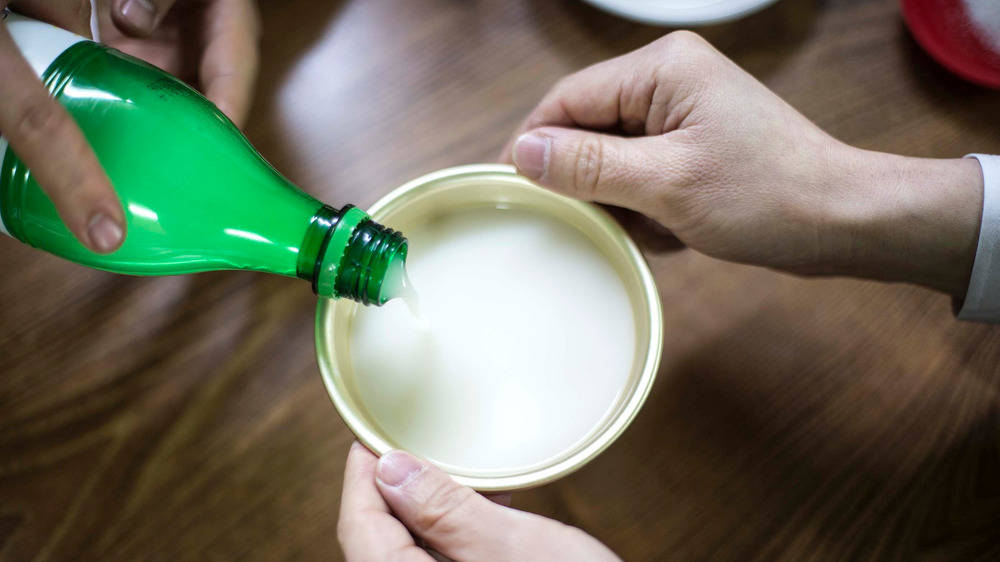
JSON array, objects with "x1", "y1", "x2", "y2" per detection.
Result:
[{"x1": 350, "y1": 207, "x2": 636, "y2": 472}]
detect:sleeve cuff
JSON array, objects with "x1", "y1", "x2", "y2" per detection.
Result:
[{"x1": 956, "y1": 154, "x2": 1000, "y2": 323}]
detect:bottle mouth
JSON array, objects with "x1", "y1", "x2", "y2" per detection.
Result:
[
  {"x1": 335, "y1": 220, "x2": 408, "y2": 306},
  {"x1": 308, "y1": 205, "x2": 408, "y2": 305}
]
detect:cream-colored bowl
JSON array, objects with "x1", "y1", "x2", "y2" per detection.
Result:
[{"x1": 316, "y1": 164, "x2": 662, "y2": 491}]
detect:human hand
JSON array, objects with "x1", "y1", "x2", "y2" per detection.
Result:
[
  {"x1": 1, "y1": 0, "x2": 125, "y2": 253},
  {"x1": 97, "y1": 0, "x2": 261, "y2": 128},
  {"x1": 0, "y1": 0, "x2": 260, "y2": 254},
  {"x1": 503, "y1": 32, "x2": 983, "y2": 298},
  {"x1": 338, "y1": 442, "x2": 620, "y2": 562}
]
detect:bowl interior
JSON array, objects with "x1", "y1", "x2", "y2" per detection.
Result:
[{"x1": 316, "y1": 165, "x2": 662, "y2": 491}]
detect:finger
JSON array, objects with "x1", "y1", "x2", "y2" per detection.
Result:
[
  {"x1": 0, "y1": 24, "x2": 124, "y2": 253},
  {"x1": 339, "y1": 443, "x2": 431, "y2": 562},
  {"x1": 498, "y1": 48, "x2": 666, "y2": 163},
  {"x1": 111, "y1": 0, "x2": 178, "y2": 37},
  {"x1": 498, "y1": 61, "x2": 629, "y2": 163},
  {"x1": 93, "y1": 0, "x2": 186, "y2": 76},
  {"x1": 8, "y1": 0, "x2": 93, "y2": 37},
  {"x1": 198, "y1": 0, "x2": 260, "y2": 127},
  {"x1": 378, "y1": 450, "x2": 623, "y2": 562},
  {"x1": 511, "y1": 126, "x2": 668, "y2": 211},
  {"x1": 498, "y1": 32, "x2": 714, "y2": 164},
  {"x1": 375, "y1": 450, "x2": 539, "y2": 561}
]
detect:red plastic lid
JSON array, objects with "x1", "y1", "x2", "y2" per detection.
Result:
[{"x1": 901, "y1": 0, "x2": 1000, "y2": 89}]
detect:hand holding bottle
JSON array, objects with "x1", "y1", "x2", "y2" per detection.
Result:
[
  {"x1": 96, "y1": 0, "x2": 261, "y2": 128},
  {"x1": 1, "y1": 0, "x2": 125, "y2": 253},
  {"x1": 0, "y1": 0, "x2": 260, "y2": 254},
  {"x1": 339, "y1": 443, "x2": 620, "y2": 562},
  {"x1": 504, "y1": 31, "x2": 984, "y2": 298}
]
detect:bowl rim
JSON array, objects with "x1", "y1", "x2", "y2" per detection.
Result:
[{"x1": 315, "y1": 164, "x2": 664, "y2": 491}]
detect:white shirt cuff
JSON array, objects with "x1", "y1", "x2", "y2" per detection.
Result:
[{"x1": 957, "y1": 154, "x2": 1000, "y2": 323}]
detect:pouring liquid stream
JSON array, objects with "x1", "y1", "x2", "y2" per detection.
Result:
[{"x1": 382, "y1": 256, "x2": 426, "y2": 327}]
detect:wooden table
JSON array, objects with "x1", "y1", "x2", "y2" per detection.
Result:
[{"x1": 3, "y1": 0, "x2": 1000, "y2": 560}]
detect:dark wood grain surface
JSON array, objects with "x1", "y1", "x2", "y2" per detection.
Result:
[{"x1": 3, "y1": 0, "x2": 1000, "y2": 560}]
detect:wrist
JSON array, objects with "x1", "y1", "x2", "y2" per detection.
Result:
[{"x1": 822, "y1": 147, "x2": 983, "y2": 297}]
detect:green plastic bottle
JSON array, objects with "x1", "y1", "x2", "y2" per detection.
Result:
[{"x1": 0, "y1": 14, "x2": 407, "y2": 306}]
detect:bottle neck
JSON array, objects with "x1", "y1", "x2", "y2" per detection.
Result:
[{"x1": 299, "y1": 205, "x2": 409, "y2": 305}]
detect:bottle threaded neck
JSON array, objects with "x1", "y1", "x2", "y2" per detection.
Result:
[
  {"x1": 302, "y1": 205, "x2": 408, "y2": 305},
  {"x1": 335, "y1": 220, "x2": 408, "y2": 306}
]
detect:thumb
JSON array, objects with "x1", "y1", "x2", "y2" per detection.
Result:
[
  {"x1": 112, "y1": 0, "x2": 179, "y2": 37},
  {"x1": 511, "y1": 127, "x2": 661, "y2": 210},
  {"x1": 375, "y1": 451, "x2": 530, "y2": 561}
]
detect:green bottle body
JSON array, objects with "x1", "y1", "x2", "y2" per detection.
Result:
[{"x1": 0, "y1": 41, "x2": 406, "y2": 304}]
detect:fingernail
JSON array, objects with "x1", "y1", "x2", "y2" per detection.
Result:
[
  {"x1": 513, "y1": 133, "x2": 550, "y2": 180},
  {"x1": 120, "y1": 0, "x2": 157, "y2": 34},
  {"x1": 87, "y1": 213, "x2": 123, "y2": 253},
  {"x1": 377, "y1": 450, "x2": 427, "y2": 488}
]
